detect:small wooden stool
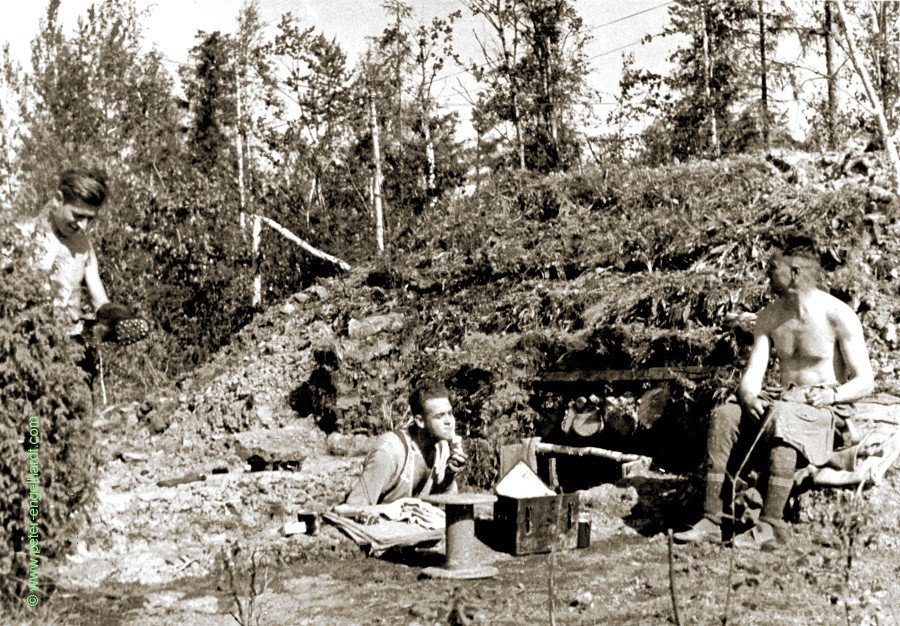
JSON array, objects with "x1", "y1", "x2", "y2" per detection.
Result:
[{"x1": 421, "y1": 493, "x2": 498, "y2": 580}]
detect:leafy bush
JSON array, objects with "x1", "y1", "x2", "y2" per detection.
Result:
[{"x1": 0, "y1": 213, "x2": 98, "y2": 604}]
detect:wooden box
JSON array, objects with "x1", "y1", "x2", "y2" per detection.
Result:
[{"x1": 493, "y1": 493, "x2": 580, "y2": 555}]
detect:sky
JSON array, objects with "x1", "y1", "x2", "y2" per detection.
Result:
[
  {"x1": 2, "y1": 0, "x2": 851, "y2": 145},
  {"x1": 0, "y1": 0, "x2": 686, "y2": 140}
]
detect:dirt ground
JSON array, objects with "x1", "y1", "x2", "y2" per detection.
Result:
[{"x1": 10, "y1": 418, "x2": 899, "y2": 626}]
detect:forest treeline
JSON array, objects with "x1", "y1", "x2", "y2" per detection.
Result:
[{"x1": 0, "y1": 0, "x2": 898, "y2": 375}]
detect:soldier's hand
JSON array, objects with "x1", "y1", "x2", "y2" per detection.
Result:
[
  {"x1": 806, "y1": 387, "x2": 836, "y2": 408},
  {"x1": 447, "y1": 436, "x2": 467, "y2": 473},
  {"x1": 738, "y1": 389, "x2": 767, "y2": 420}
]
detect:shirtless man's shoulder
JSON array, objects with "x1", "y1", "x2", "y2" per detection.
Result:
[{"x1": 756, "y1": 288, "x2": 854, "y2": 330}]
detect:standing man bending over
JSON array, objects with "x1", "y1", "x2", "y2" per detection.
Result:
[
  {"x1": 343, "y1": 381, "x2": 467, "y2": 506},
  {"x1": 675, "y1": 241, "x2": 874, "y2": 549},
  {"x1": 17, "y1": 168, "x2": 111, "y2": 335},
  {"x1": 12, "y1": 168, "x2": 147, "y2": 381}
]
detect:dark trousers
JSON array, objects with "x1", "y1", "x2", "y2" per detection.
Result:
[
  {"x1": 73, "y1": 334, "x2": 99, "y2": 387},
  {"x1": 703, "y1": 400, "x2": 797, "y2": 524}
]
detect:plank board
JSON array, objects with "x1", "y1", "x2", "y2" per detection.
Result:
[{"x1": 534, "y1": 366, "x2": 723, "y2": 388}]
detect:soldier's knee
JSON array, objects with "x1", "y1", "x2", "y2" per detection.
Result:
[
  {"x1": 769, "y1": 444, "x2": 797, "y2": 477},
  {"x1": 709, "y1": 402, "x2": 741, "y2": 436},
  {"x1": 705, "y1": 401, "x2": 742, "y2": 471}
]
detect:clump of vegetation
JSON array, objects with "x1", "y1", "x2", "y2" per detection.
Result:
[{"x1": 0, "y1": 215, "x2": 99, "y2": 605}]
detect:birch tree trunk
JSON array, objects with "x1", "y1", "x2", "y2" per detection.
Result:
[
  {"x1": 251, "y1": 214, "x2": 262, "y2": 308},
  {"x1": 369, "y1": 93, "x2": 385, "y2": 253},
  {"x1": 702, "y1": 2, "x2": 720, "y2": 158},
  {"x1": 834, "y1": 0, "x2": 900, "y2": 194},
  {"x1": 513, "y1": 92, "x2": 526, "y2": 170},
  {"x1": 423, "y1": 113, "x2": 436, "y2": 211},
  {"x1": 236, "y1": 77, "x2": 247, "y2": 232}
]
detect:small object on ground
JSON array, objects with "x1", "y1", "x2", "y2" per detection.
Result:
[
  {"x1": 283, "y1": 521, "x2": 309, "y2": 536},
  {"x1": 119, "y1": 451, "x2": 149, "y2": 463},
  {"x1": 246, "y1": 455, "x2": 267, "y2": 472},
  {"x1": 420, "y1": 493, "x2": 499, "y2": 580},
  {"x1": 577, "y1": 512, "x2": 592, "y2": 549},
  {"x1": 495, "y1": 461, "x2": 555, "y2": 498},
  {"x1": 297, "y1": 512, "x2": 320, "y2": 535},
  {"x1": 211, "y1": 466, "x2": 229, "y2": 475},
  {"x1": 156, "y1": 472, "x2": 206, "y2": 488},
  {"x1": 569, "y1": 590, "x2": 594, "y2": 611},
  {"x1": 323, "y1": 504, "x2": 443, "y2": 555}
]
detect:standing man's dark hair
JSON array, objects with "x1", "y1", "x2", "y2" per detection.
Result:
[{"x1": 57, "y1": 168, "x2": 109, "y2": 208}]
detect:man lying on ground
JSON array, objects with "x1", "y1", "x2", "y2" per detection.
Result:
[
  {"x1": 341, "y1": 381, "x2": 467, "y2": 507},
  {"x1": 674, "y1": 240, "x2": 874, "y2": 549}
]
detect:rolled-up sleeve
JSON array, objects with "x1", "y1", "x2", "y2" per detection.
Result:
[{"x1": 344, "y1": 435, "x2": 403, "y2": 506}]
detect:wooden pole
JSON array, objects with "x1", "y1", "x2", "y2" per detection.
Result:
[
  {"x1": 533, "y1": 441, "x2": 647, "y2": 464},
  {"x1": 834, "y1": 0, "x2": 900, "y2": 195},
  {"x1": 252, "y1": 214, "x2": 351, "y2": 272}
]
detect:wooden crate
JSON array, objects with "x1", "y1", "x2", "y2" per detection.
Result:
[{"x1": 493, "y1": 493, "x2": 580, "y2": 555}]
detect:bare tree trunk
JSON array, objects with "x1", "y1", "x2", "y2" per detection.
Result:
[
  {"x1": 475, "y1": 127, "x2": 483, "y2": 193},
  {"x1": 305, "y1": 176, "x2": 315, "y2": 224},
  {"x1": 369, "y1": 93, "x2": 385, "y2": 253},
  {"x1": 824, "y1": 0, "x2": 837, "y2": 149},
  {"x1": 236, "y1": 77, "x2": 247, "y2": 232},
  {"x1": 873, "y1": 2, "x2": 894, "y2": 128},
  {"x1": 758, "y1": 0, "x2": 769, "y2": 148},
  {"x1": 513, "y1": 92, "x2": 526, "y2": 170},
  {"x1": 542, "y1": 35, "x2": 559, "y2": 149},
  {"x1": 251, "y1": 214, "x2": 262, "y2": 308},
  {"x1": 536, "y1": 29, "x2": 560, "y2": 167},
  {"x1": 702, "y1": 2, "x2": 720, "y2": 158},
  {"x1": 834, "y1": 0, "x2": 900, "y2": 193},
  {"x1": 423, "y1": 112, "x2": 436, "y2": 211}
]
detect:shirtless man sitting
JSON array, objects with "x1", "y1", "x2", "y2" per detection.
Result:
[
  {"x1": 674, "y1": 241, "x2": 874, "y2": 549},
  {"x1": 341, "y1": 381, "x2": 467, "y2": 507}
]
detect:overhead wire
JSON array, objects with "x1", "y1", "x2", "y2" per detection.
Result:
[{"x1": 433, "y1": 1, "x2": 674, "y2": 83}]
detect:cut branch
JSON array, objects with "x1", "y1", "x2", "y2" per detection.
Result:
[{"x1": 252, "y1": 214, "x2": 351, "y2": 272}]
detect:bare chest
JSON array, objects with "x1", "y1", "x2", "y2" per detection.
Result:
[{"x1": 770, "y1": 316, "x2": 836, "y2": 361}]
